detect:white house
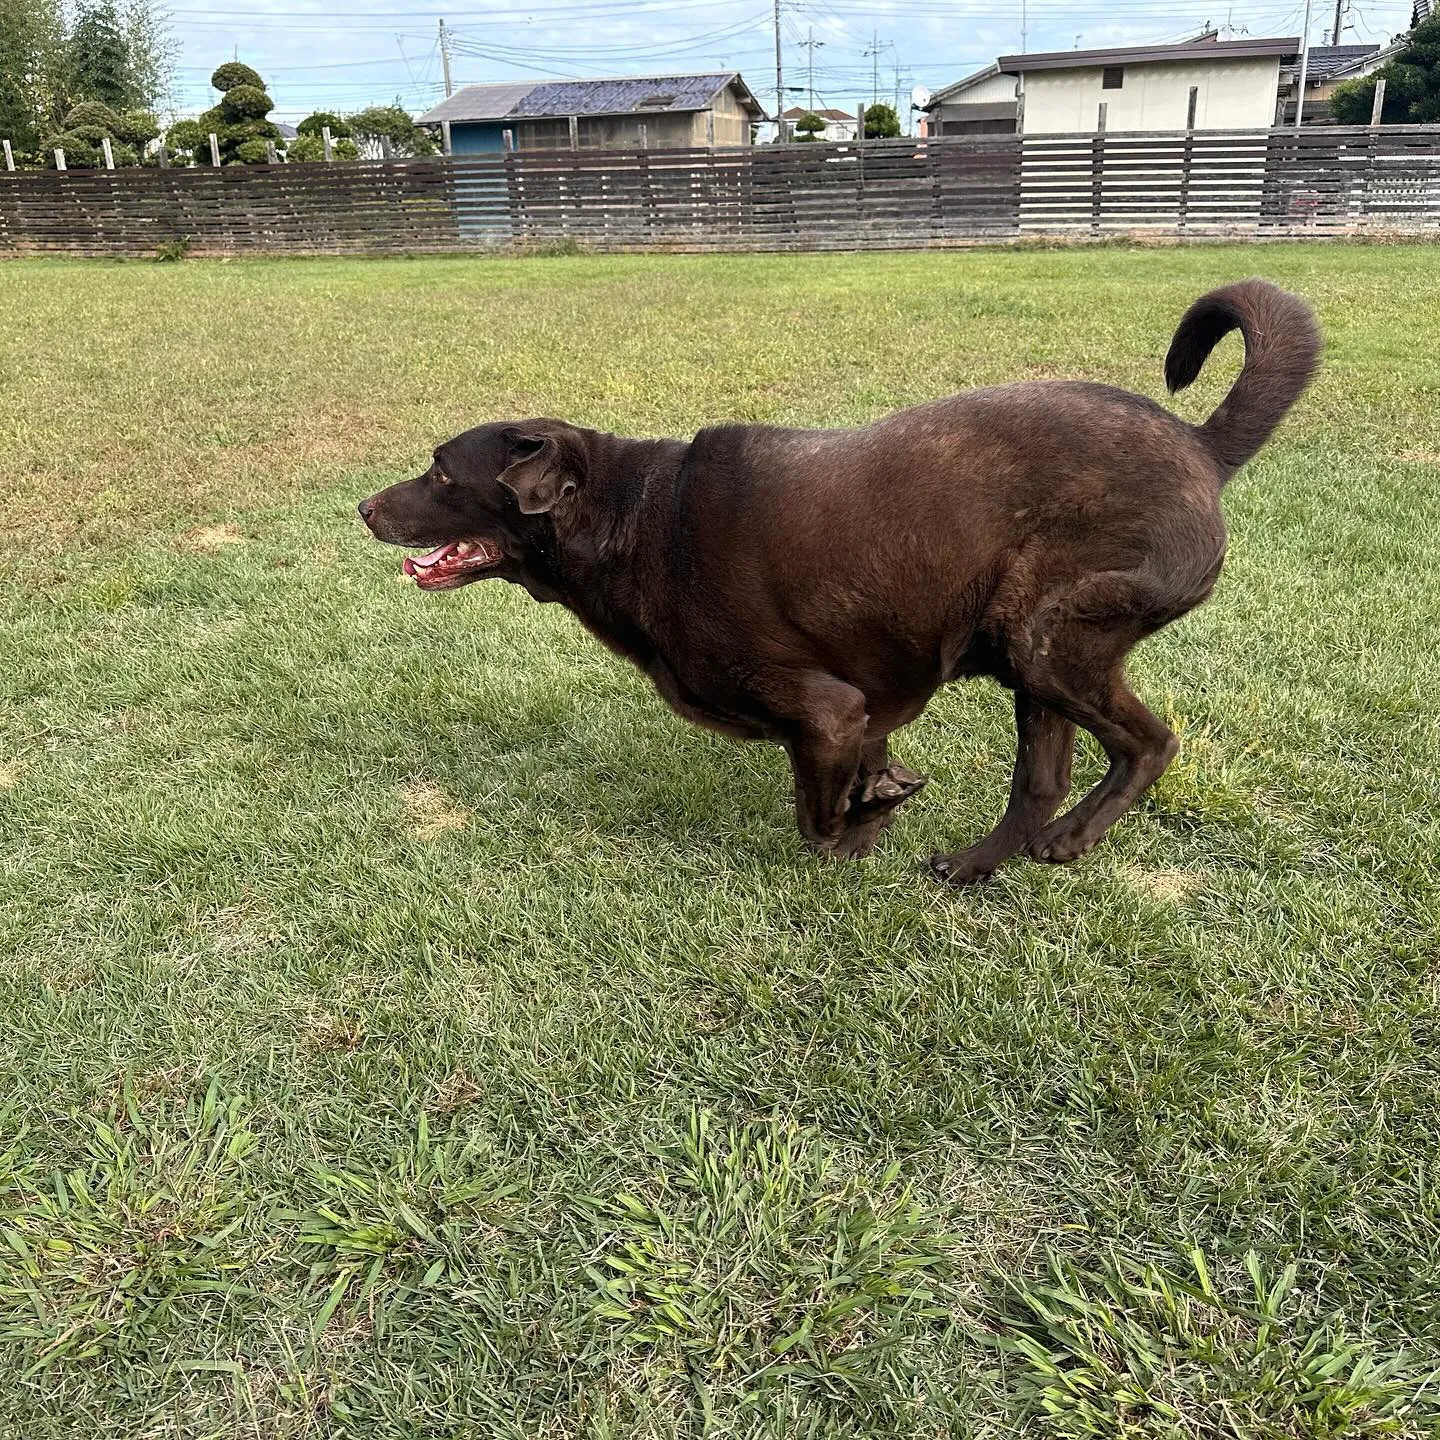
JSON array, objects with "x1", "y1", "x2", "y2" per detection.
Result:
[
  {"x1": 781, "y1": 107, "x2": 859, "y2": 142},
  {"x1": 926, "y1": 34, "x2": 1302, "y2": 136}
]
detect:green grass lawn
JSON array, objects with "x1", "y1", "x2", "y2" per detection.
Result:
[{"x1": 1, "y1": 244, "x2": 1438, "y2": 1438}]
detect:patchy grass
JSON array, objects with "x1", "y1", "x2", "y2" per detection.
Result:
[{"x1": 0, "y1": 245, "x2": 1437, "y2": 1437}]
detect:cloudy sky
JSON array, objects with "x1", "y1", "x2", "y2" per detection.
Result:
[{"x1": 166, "y1": 0, "x2": 1418, "y2": 123}]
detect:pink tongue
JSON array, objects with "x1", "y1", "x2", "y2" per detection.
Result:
[{"x1": 410, "y1": 543, "x2": 455, "y2": 569}]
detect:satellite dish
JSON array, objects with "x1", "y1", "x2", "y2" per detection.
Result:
[{"x1": 910, "y1": 84, "x2": 931, "y2": 111}]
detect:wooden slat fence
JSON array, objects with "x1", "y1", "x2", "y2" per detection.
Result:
[{"x1": 2, "y1": 125, "x2": 1437, "y2": 256}]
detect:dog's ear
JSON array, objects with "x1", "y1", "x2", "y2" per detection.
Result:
[{"x1": 497, "y1": 427, "x2": 584, "y2": 515}]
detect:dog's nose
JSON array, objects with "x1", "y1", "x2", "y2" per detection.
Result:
[{"x1": 357, "y1": 498, "x2": 375, "y2": 523}]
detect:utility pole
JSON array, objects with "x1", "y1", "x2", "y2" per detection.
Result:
[
  {"x1": 799, "y1": 25, "x2": 824, "y2": 113},
  {"x1": 773, "y1": 0, "x2": 785, "y2": 140},
  {"x1": 863, "y1": 32, "x2": 892, "y2": 108},
  {"x1": 1021, "y1": 0, "x2": 1028, "y2": 53},
  {"x1": 1295, "y1": 0, "x2": 1313, "y2": 126},
  {"x1": 439, "y1": 18, "x2": 453, "y2": 98},
  {"x1": 1330, "y1": 0, "x2": 1346, "y2": 46}
]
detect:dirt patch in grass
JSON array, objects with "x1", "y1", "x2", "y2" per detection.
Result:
[
  {"x1": 1397, "y1": 449, "x2": 1440, "y2": 466},
  {"x1": 179, "y1": 524, "x2": 247, "y2": 551},
  {"x1": 1124, "y1": 866, "x2": 1200, "y2": 903},
  {"x1": 0, "y1": 764, "x2": 16, "y2": 788},
  {"x1": 402, "y1": 781, "x2": 470, "y2": 839}
]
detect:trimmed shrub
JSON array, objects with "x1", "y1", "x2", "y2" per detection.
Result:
[
  {"x1": 64, "y1": 101, "x2": 120, "y2": 132},
  {"x1": 220, "y1": 84, "x2": 274, "y2": 122},
  {"x1": 297, "y1": 111, "x2": 350, "y2": 138},
  {"x1": 210, "y1": 62, "x2": 263, "y2": 93},
  {"x1": 114, "y1": 109, "x2": 160, "y2": 146}
]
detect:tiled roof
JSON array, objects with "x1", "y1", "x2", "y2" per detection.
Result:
[{"x1": 420, "y1": 73, "x2": 763, "y2": 125}]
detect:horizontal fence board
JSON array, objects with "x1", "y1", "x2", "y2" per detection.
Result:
[{"x1": 1, "y1": 126, "x2": 1436, "y2": 255}]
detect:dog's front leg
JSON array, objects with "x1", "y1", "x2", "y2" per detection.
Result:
[{"x1": 776, "y1": 674, "x2": 871, "y2": 855}]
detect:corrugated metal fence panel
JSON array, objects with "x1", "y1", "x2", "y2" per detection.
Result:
[{"x1": 1, "y1": 127, "x2": 1437, "y2": 255}]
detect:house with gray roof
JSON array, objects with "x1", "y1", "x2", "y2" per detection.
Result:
[
  {"x1": 924, "y1": 33, "x2": 1303, "y2": 136},
  {"x1": 419, "y1": 73, "x2": 765, "y2": 152},
  {"x1": 1276, "y1": 45, "x2": 1383, "y2": 123}
]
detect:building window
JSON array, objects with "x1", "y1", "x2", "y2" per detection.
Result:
[{"x1": 1102, "y1": 66, "x2": 1124, "y2": 90}]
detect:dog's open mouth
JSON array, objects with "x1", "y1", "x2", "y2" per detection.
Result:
[{"x1": 402, "y1": 539, "x2": 504, "y2": 589}]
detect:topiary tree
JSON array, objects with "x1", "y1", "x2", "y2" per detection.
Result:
[
  {"x1": 42, "y1": 95, "x2": 154, "y2": 166},
  {"x1": 192, "y1": 59, "x2": 281, "y2": 164},
  {"x1": 62, "y1": 98, "x2": 118, "y2": 131},
  {"x1": 296, "y1": 111, "x2": 350, "y2": 138},
  {"x1": 1331, "y1": 15, "x2": 1440, "y2": 124},
  {"x1": 863, "y1": 102, "x2": 901, "y2": 139},
  {"x1": 348, "y1": 103, "x2": 437, "y2": 158},
  {"x1": 794, "y1": 110, "x2": 825, "y2": 142}
]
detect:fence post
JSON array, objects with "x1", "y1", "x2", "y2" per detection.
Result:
[
  {"x1": 1370, "y1": 78, "x2": 1386, "y2": 126},
  {"x1": 101, "y1": 136, "x2": 115, "y2": 169},
  {"x1": 2, "y1": 139, "x2": 13, "y2": 171},
  {"x1": 157, "y1": 141, "x2": 169, "y2": 168},
  {"x1": 1090, "y1": 117, "x2": 1105, "y2": 237},
  {"x1": 264, "y1": 140, "x2": 278, "y2": 164},
  {"x1": 441, "y1": 119, "x2": 452, "y2": 155},
  {"x1": 502, "y1": 128, "x2": 514, "y2": 152},
  {"x1": 705, "y1": 109, "x2": 715, "y2": 148},
  {"x1": 1096, "y1": 102, "x2": 1107, "y2": 133},
  {"x1": 322, "y1": 125, "x2": 334, "y2": 162},
  {"x1": 568, "y1": 115, "x2": 578, "y2": 150},
  {"x1": 856, "y1": 104, "x2": 865, "y2": 141},
  {"x1": 379, "y1": 134, "x2": 393, "y2": 161},
  {"x1": 1179, "y1": 88, "x2": 1197, "y2": 232},
  {"x1": 54, "y1": 148, "x2": 67, "y2": 171},
  {"x1": 638, "y1": 122, "x2": 648, "y2": 150},
  {"x1": 208, "y1": 132, "x2": 220, "y2": 166}
]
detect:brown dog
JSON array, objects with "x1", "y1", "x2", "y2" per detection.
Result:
[{"x1": 360, "y1": 279, "x2": 1318, "y2": 881}]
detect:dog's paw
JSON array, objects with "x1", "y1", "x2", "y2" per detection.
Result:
[
  {"x1": 1028, "y1": 824, "x2": 1095, "y2": 865},
  {"x1": 929, "y1": 850, "x2": 996, "y2": 886},
  {"x1": 859, "y1": 764, "x2": 928, "y2": 808}
]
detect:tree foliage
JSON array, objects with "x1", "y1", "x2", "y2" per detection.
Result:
[
  {"x1": 68, "y1": 1, "x2": 130, "y2": 110},
  {"x1": 794, "y1": 111, "x2": 825, "y2": 142},
  {"x1": 0, "y1": 0, "x2": 170, "y2": 164},
  {"x1": 286, "y1": 131, "x2": 360, "y2": 162},
  {"x1": 863, "y1": 102, "x2": 901, "y2": 138},
  {"x1": 0, "y1": 0, "x2": 65, "y2": 155},
  {"x1": 1331, "y1": 16, "x2": 1440, "y2": 124},
  {"x1": 297, "y1": 111, "x2": 351, "y2": 138},
  {"x1": 348, "y1": 103, "x2": 437, "y2": 158},
  {"x1": 210, "y1": 61, "x2": 263, "y2": 93},
  {"x1": 121, "y1": 0, "x2": 175, "y2": 110}
]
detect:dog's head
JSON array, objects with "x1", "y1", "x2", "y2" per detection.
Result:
[{"x1": 358, "y1": 420, "x2": 588, "y2": 591}]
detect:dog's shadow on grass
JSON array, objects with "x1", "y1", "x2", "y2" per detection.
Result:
[{"x1": 394, "y1": 688, "x2": 813, "y2": 865}]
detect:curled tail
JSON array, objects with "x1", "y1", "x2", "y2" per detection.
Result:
[{"x1": 1165, "y1": 278, "x2": 1320, "y2": 482}]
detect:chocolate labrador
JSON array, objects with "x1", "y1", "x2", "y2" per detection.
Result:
[{"x1": 359, "y1": 279, "x2": 1318, "y2": 882}]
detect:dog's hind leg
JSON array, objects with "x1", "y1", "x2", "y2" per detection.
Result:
[
  {"x1": 931, "y1": 691, "x2": 1075, "y2": 884},
  {"x1": 1009, "y1": 572, "x2": 1182, "y2": 866}
]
